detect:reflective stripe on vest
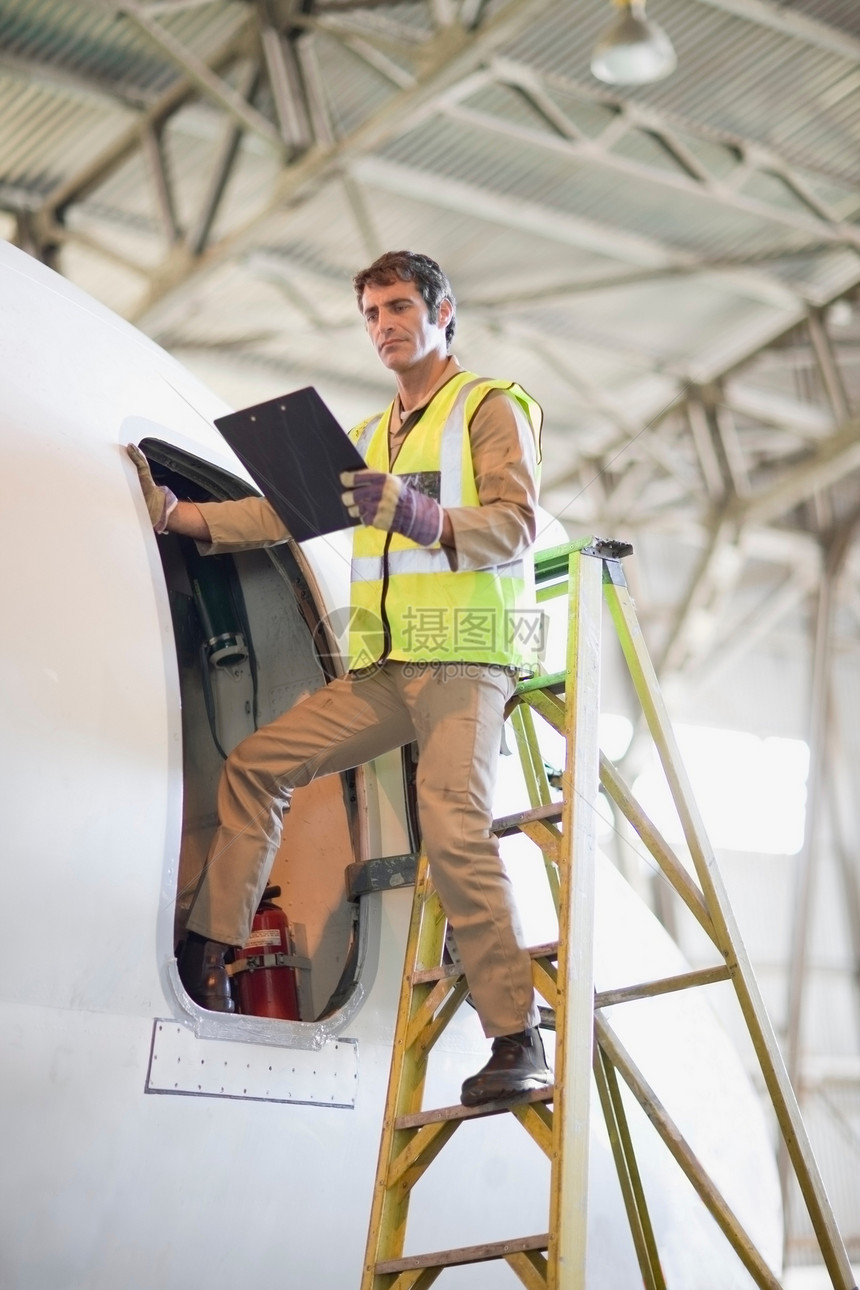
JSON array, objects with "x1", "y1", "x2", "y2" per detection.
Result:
[
  {"x1": 350, "y1": 552, "x2": 527, "y2": 581},
  {"x1": 347, "y1": 371, "x2": 543, "y2": 669}
]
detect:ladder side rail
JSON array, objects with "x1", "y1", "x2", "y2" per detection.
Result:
[
  {"x1": 510, "y1": 702, "x2": 562, "y2": 905},
  {"x1": 510, "y1": 1097, "x2": 554, "y2": 1157},
  {"x1": 388, "y1": 1269, "x2": 441, "y2": 1290},
  {"x1": 521, "y1": 687, "x2": 566, "y2": 734},
  {"x1": 387, "y1": 1120, "x2": 460, "y2": 1193},
  {"x1": 598, "y1": 752, "x2": 715, "y2": 938},
  {"x1": 532, "y1": 954, "x2": 558, "y2": 1013},
  {"x1": 548, "y1": 547, "x2": 604, "y2": 1290},
  {"x1": 405, "y1": 977, "x2": 470, "y2": 1055},
  {"x1": 593, "y1": 1038, "x2": 668, "y2": 1290},
  {"x1": 601, "y1": 561, "x2": 857, "y2": 1290},
  {"x1": 506, "y1": 1248, "x2": 549, "y2": 1290},
  {"x1": 597, "y1": 1015, "x2": 785, "y2": 1290},
  {"x1": 361, "y1": 851, "x2": 449, "y2": 1290}
]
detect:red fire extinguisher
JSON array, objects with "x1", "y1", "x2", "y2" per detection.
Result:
[{"x1": 232, "y1": 886, "x2": 302, "y2": 1020}]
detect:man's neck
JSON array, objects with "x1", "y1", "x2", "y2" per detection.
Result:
[{"x1": 394, "y1": 352, "x2": 452, "y2": 414}]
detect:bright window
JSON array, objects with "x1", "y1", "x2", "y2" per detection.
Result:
[{"x1": 632, "y1": 724, "x2": 809, "y2": 856}]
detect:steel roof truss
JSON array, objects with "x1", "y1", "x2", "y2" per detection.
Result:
[
  {"x1": 141, "y1": 122, "x2": 181, "y2": 248},
  {"x1": 186, "y1": 59, "x2": 263, "y2": 258},
  {"x1": 444, "y1": 88, "x2": 860, "y2": 253},
  {"x1": 123, "y1": 7, "x2": 284, "y2": 151}
]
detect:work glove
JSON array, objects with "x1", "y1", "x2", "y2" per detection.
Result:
[
  {"x1": 127, "y1": 443, "x2": 178, "y2": 533},
  {"x1": 340, "y1": 470, "x2": 443, "y2": 547}
]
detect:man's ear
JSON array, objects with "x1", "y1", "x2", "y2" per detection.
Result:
[{"x1": 437, "y1": 298, "x2": 453, "y2": 329}]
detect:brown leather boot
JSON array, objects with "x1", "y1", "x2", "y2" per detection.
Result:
[
  {"x1": 177, "y1": 932, "x2": 236, "y2": 1013},
  {"x1": 460, "y1": 1027, "x2": 552, "y2": 1107}
]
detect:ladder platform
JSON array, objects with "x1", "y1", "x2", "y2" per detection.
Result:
[
  {"x1": 374, "y1": 1232, "x2": 549, "y2": 1275},
  {"x1": 395, "y1": 1086, "x2": 554, "y2": 1130},
  {"x1": 515, "y1": 670, "x2": 566, "y2": 696},
  {"x1": 492, "y1": 803, "x2": 563, "y2": 837},
  {"x1": 411, "y1": 941, "x2": 558, "y2": 985}
]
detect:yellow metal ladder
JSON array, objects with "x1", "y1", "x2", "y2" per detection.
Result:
[{"x1": 360, "y1": 538, "x2": 856, "y2": 1290}]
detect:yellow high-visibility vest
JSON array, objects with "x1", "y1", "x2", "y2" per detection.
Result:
[{"x1": 346, "y1": 370, "x2": 543, "y2": 670}]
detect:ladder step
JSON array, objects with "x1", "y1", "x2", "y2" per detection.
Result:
[
  {"x1": 375, "y1": 1232, "x2": 549, "y2": 1275},
  {"x1": 395, "y1": 1086, "x2": 554, "y2": 1130},
  {"x1": 492, "y1": 803, "x2": 562, "y2": 837},
  {"x1": 412, "y1": 941, "x2": 558, "y2": 985},
  {"x1": 594, "y1": 964, "x2": 732, "y2": 1008},
  {"x1": 515, "y1": 670, "x2": 566, "y2": 696}
]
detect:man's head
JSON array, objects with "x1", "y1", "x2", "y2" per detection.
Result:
[{"x1": 353, "y1": 251, "x2": 456, "y2": 348}]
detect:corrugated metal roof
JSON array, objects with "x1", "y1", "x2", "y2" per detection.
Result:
[
  {"x1": 0, "y1": 0, "x2": 248, "y2": 97},
  {"x1": 377, "y1": 112, "x2": 816, "y2": 262},
  {"x1": 3, "y1": 0, "x2": 855, "y2": 425},
  {"x1": 511, "y1": 0, "x2": 860, "y2": 184},
  {"x1": 786, "y1": 0, "x2": 860, "y2": 38}
]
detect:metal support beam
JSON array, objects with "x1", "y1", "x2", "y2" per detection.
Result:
[
  {"x1": 443, "y1": 97, "x2": 860, "y2": 252},
  {"x1": 186, "y1": 60, "x2": 262, "y2": 258},
  {"x1": 37, "y1": 19, "x2": 258, "y2": 220},
  {"x1": 690, "y1": 565, "x2": 818, "y2": 694},
  {"x1": 687, "y1": 393, "x2": 725, "y2": 502},
  {"x1": 656, "y1": 510, "x2": 744, "y2": 677},
  {"x1": 0, "y1": 49, "x2": 151, "y2": 111},
  {"x1": 785, "y1": 553, "x2": 836, "y2": 1098},
  {"x1": 126, "y1": 0, "x2": 563, "y2": 325},
  {"x1": 352, "y1": 151, "x2": 807, "y2": 314},
  {"x1": 785, "y1": 512, "x2": 860, "y2": 1172},
  {"x1": 807, "y1": 307, "x2": 852, "y2": 424},
  {"x1": 295, "y1": 33, "x2": 336, "y2": 149},
  {"x1": 714, "y1": 402, "x2": 750, "y2": 498},
  {"x1": 141, "y1": 123, "x2": 181, "y2": 247},
  {"x1": 735, "y1": 417, "x2": 860, "y2": 529},
  {"x1": 825, "y1": 720, "x2": 860, "y2": 1049},
  {"x1": 472, "y1": 56, "x2": 860, "y2": 241},
  {"x1": 260, "y1": 21, "x2": 313, "y2": 152},
  {"x1": 124, "y1": 9, "x2": 284, "y2": 151},
  {"x1": 353, "y1": 155, "x2": 686, "y2": 270},
  {"x1": 14, "y1": 210, "x2": 60, "y2": 269}
]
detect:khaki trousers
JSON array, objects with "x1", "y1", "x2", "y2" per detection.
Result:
[{"x1": 186, "y1": 661, "x2": 539, "y2": 1037}]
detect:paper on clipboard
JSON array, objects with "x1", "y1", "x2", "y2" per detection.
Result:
[{"x1": 214, "y1": 387, "x2": 367, "y2": 542}]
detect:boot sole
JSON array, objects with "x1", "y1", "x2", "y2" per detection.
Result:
[{"x1": 460, "y1": 1073, "x2": 552, "y2": 1108}]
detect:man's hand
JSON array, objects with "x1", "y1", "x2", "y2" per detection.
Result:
[
  {"x1": 127, "y1": 444, "x2": 177, "y2": 533},
  {"x1": 340, "y1": 470, "x2": 443, "y2": 547}
]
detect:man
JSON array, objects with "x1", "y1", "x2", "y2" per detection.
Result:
[{"x1": 128, "y1": 251, "x2": 551, "y2": 1107}]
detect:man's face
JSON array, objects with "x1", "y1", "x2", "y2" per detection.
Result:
[{"x1": 360, "y1": 278, "x2": 451, "y2": 373}]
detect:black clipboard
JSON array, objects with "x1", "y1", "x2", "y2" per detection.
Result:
[{"x1": 214, "y1": 387, "x2": 367, "y2": 542}]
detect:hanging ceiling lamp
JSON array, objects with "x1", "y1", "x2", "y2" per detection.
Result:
[{"x1": 591, "y1": 0, "x2": 677, "y2": 86}]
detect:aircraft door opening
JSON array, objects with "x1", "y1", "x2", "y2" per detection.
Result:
[{"x1": 138, "y1": 439, "x2": 366, "y2": 1030}]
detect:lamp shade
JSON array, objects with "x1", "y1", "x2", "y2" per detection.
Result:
[{"x1": 591, "y1": 1, "x2": 677, "y2": 85}]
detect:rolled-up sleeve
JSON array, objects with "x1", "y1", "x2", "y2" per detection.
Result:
[
  {"x1": 195, "y1": 497, "x2": 290, "y2": 555},
  {"x1": 444, "y1": 388, "x2": 539, "y2": 571}
]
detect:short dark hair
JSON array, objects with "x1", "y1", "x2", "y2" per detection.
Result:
[{"x1": 353, "y1": 251, "x2": 456, "y2": 347}]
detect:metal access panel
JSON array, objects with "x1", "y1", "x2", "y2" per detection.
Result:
[{"x1": 146, "y1": 1020, "x2": 358, "y2": 1107}]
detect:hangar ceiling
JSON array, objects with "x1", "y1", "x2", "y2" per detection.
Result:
[
  {"x1": 2, "y1": 0, "x2": 860, "y2": 686},
  {"x1": 2, "y1": 0, "x2": 859, "y2": 1271}
]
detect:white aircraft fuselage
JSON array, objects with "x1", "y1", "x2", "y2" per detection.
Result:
[{"x1": 0, "y1": 241, "x2": 781, "y2": 1290}]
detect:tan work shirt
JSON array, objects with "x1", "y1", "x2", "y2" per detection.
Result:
[{"x1": 197, "y1": 357, "x2": 539, "y2": 572}]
